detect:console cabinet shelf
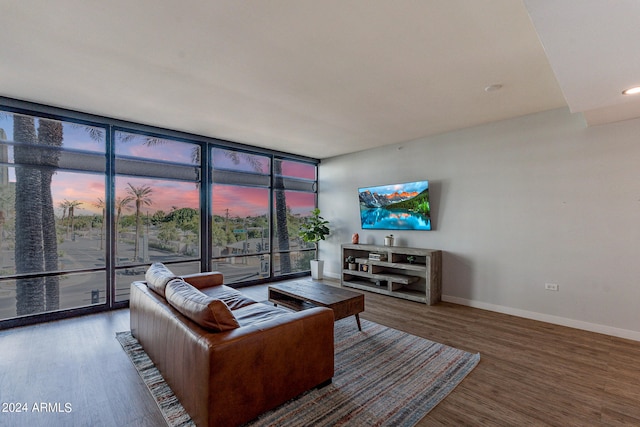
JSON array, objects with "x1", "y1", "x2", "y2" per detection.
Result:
[{"x1": 341, "y1": 243, "x2": 442, "y2": 304}]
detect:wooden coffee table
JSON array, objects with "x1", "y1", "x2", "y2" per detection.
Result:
[{"x1": 268, "y1": 281, "x2": 365, "y2": 330}]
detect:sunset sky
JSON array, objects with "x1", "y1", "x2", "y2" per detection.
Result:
[
  {"x1": 46, "y1": 174, "x2": 314, "y2": 218},
  {"x1": 1, "y1": 114, "x2": 316, "y2": 219}
]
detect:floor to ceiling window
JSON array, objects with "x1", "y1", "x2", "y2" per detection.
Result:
[
  {"x1": 211, "y1": 148, "x2": 271, "y2": 283},
  {"x1": 272, "y1": 158, "x2": 318, "y2": 276},
  {"x1": 0, "y1": 111, "x2": 108, "y2": 322},
  {"x1": 113, "y1": 130, "x2": 202, "y2": 301},
  {"x1": 0, "y1": 98, "x2": 318, "y2": 328}
]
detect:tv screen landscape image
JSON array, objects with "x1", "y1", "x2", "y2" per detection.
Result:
[{"x1": 358, "y1": 180, "x2": 431, "y2": 230}]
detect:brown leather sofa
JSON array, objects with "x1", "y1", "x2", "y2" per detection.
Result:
[{"x1": 130, "y1": 263, "x2": 334, "y2": 427}]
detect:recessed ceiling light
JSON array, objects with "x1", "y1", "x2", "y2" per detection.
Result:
[
  {"x1": 484, "y1": 84, "x2": 503, "y2": 92},
  {"x1": 622, "y1": 86, "x2": 640, "y2": 95}
]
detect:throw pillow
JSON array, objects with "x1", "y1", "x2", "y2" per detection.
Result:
[
  {"x1": 165, "y1": 279, "x2": 240, "y2": 332},
  {"x1": 145, "y1": 262, "x2": 178, "y2": 298}
]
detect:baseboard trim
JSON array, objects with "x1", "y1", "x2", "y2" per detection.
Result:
[
  {"x1": 329, "y1": 269, "x2": 640, "y2": 342},
  {"x1": 442, "y1": 295, "x2": 640, "y2": 342}
]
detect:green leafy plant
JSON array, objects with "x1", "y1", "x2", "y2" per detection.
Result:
[{"x1": 299, "y1": 208, "x2": 330, "y2": 258}]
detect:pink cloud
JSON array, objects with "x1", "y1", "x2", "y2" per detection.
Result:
[
  {"x1": 280, "y1": 161, "x2": 316, "y2": 180},
  {"x1": 281, "y1": 191, "x2": 315, "y2": 215},
  {"x1": 115, "y1": 177, "x2": 199, "y2": 213},
  {"x1": 48, "y1": 172, "x2": 315, "y2": 219},
  {"x1": 213, "y1": 185, "x2": 268, "y2": 218},
  {"x1": 51, "y1": 172, "x2": 105, "y2": 215}
]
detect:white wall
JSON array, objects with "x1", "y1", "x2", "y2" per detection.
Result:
[{"x1": 318, "y1": 108, "x2": 640, "y2": 340}]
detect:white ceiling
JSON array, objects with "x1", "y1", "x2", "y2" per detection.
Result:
[{"x1": 0, "y1": 1, "x2": 638, "y2": 159}]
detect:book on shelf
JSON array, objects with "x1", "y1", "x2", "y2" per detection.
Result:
[{"x1": 368, "y1": 253, "x2": 387, "y2": 261}]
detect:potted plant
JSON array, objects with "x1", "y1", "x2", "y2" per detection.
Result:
[
  {"x1": 406, "y1": 255, "x2": 416, "y2": 264},
  {"x1": 299, "y1": 208, "x2": 331, "y2": 279},
  {"x1": 345, "y1": 255, "x2": 357, "y2": 270}
]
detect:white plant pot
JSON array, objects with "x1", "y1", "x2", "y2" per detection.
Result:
[{"x1": 310, "y1": 259, "x2": 324, "y2": 280}]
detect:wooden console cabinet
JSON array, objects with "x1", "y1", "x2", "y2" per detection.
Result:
[{"x1": 341, "y1": 243, "x2": 442, "y2": 305}]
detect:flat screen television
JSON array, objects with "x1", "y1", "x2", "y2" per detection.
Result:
[{"x1": 358, "y1": 180, "x2": 431, "y2": 230}]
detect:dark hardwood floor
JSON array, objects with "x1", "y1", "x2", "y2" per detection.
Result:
[
  {"x1": 1, "y1": 278, "x2": 639, "y2": 426},
  {"x1": 0, "y1": 307, "x2": 165, "y2": 427}
]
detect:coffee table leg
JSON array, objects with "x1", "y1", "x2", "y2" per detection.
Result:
[{"x1": 355, "y1": 314, "x2": 362, "y2": 331}]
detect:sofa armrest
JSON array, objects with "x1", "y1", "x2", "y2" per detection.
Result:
[
  {"x1": 205, "y1": 307, "x2": 335, "y2": 426},
  {"x1": 181, "y1": 271, "x2": 224, "y2": 289}
]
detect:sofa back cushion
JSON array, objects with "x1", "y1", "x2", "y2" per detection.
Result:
[
  {"x1": 145, "y1": 262, "x2": 178, "y2": 298},
  {"x1": 165, "y1": 279, "x2": 240, "y2": 332},
  {"x1": 181, "y1": 271, "x2": 224, "y2": 289}
]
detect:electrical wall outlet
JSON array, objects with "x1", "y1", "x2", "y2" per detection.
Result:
[{"x1": 545, "y1": 283, "x2": 559, "y2": 291}]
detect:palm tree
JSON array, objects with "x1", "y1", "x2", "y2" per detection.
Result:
[
  {"x1": 58, "y1": 200, "x2": 69, "y2": 225},
  {"x1": 11, "y1": 114, "x2": 65, "y2": 314},
  {"x1": 0, "y1": 128, "x2": 9, "y2": 263},
  {"x1": 114, "y1": 195, "x2": 133, "y2": 259},
  {"x1": 13, "y1": 114, "x2": 45, "y2": 315},
  {"x1": 38, "y1": 118, "x2": 63, "y2": 311},
  {"x1": 58, "y1": 199, "x2": 78, "y2": 239},
  {"x1": 94, "y1": 198, "x2": 106, "y2": 250},
  {"x1": 66, "y1": 200, "x2": 82, "y2": 240},
  {"x1": 126, "y1": 183, "x2": 153, "y2": 261},
  {"x1": 273, "y1": 160, "x2": 291, "y2": 273}
]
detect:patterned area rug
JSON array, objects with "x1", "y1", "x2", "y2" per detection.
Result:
[
  {"x1": 117, "y1": 318, "x2": 479, "y2": 427},
  {"x1": 115, "y1": 331, "x2": 196, "y2": 427}
]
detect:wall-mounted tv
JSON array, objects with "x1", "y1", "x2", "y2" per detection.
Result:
[{"x1": 358, "y1": 180, "x2": 431, "y2": 230}]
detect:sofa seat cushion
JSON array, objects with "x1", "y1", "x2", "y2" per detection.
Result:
[
  {"x1": 200, "y1": 285, "x2": 257, "y2": 310},
  {"x1": 145, "y1": 262, "x2": 178, "y2": 297},
  {"x1": 165, "y1": 279, "x2": 240, "y2": 332},
  {"x1": 232, "y1": 302, "x2": 291, "y2": 327}
]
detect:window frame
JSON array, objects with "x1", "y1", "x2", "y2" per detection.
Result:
[{"x1": 0, "y1": 96, "x2": 318, "y2": 329}]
